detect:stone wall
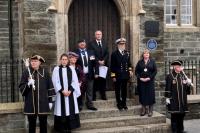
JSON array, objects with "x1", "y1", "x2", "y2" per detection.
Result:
[
  {"x1": 164, "y1": 31, "x2": 200, "y2": 61},
  {"x1": 22, "y1": 0, "x2": 57, "y2": 68},
  {"x1": 0, "y1": 0, "x2": 19, "y2": 60},
  {"x1": 0, "y1": 103, "x2": 25, "y2": 133}
]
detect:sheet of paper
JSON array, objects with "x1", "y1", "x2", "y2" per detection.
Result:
[{"x1": 99, "y1": 66, "x2": 108, "y2": 78}]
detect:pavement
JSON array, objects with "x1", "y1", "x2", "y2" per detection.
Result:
[{"x1": 185, "y1": 119, "x2": 200, "y2": 133}]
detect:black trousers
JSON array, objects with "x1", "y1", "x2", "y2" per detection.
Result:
[
  {"x1": 27, "y1": 115, "x2": 47, "y2": 133},
  {"x1": 114, "y1": 79, "x2": 128, "y2": 106},
  {"x1": 93, "y1": 77, "x2": 106, "y2": 100},
  {"x1": 171, "y1": 113, "x2": 185, "y2": 133}
]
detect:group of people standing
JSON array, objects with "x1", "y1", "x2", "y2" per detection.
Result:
[{"x1": 19, "y1": 30, "x2": 192, "y2": 133}]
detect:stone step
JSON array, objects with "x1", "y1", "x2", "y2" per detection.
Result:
[
  {"x1": 92, "y1": 98, "x2": 138, "y2": 109},
  {"x1": 3, "y1": 128, "x2": 25, "y2": 133},
  {"x1": 73, "y1": 123, "x2": 170, "y2": 133},
  {"x1": 80, "y1": 105, "x2": 141, "y2": 120},
  {"x1": 95, "y1": 91, "x2": 115, "y2": 99},
  {"x1": 0, "y1": 5, "x2": 8, "y2": 11},
  {"x1": 0, "y1": 1, "x2": 8, "y2": 6},
  {"x1": 48, "y1": 106, "x2": 141, "y2": 121},
  {"x1": 78, "y1": 112, "x2": 166, "y2": 130}
]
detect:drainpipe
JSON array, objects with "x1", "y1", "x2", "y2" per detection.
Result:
[{"x1": 8, "y1": 0, "x2": 15, "y2": 102}]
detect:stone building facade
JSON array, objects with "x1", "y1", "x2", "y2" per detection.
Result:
[{"x1": 0, "y1": 0, "x2": 200, "y2": 113}]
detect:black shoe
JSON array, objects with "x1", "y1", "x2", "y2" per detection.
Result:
[
  {"x1": 117, "y1": 104, "x2": 123, "y2": 111},
  {"x1": 92, "y1": 98, "x2": 96, "y2": 101},
  {"x1": 101, "y1": 96, "x2": 107, "y2": 100},
  {"x1": 87, "y1": 106, "x2": 98, "y2": 111},
  {"x1": 79, "y1": 106, "x2": 83, "y2": 111},
  {"x1": 123, "y1": 106, "x2": 128, "y2": 110}
]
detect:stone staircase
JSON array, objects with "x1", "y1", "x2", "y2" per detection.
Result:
[{"x1": 48, "y1": 91, "x2": 171, "y2": 133}]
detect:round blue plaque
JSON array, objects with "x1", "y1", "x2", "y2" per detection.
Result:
[{"x1": 146, "y1": 39, "x2": 157, "y2": 50}]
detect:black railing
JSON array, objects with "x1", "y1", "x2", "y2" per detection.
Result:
[
  {"x1": 165, "y1": 60, "x2": 200, "y2": 94},
  {"x1": 0, "y1": 59, "x2": 24, "y2": 103}
]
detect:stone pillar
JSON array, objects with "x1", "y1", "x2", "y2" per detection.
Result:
[
  {"x1": 18, "y1": 0, "x2": 24, "y2": 59},
  {"x1": 197, "y1": 0, "x2": 200, "y2": 27},
  {"x1": 129, "y1": 16, "x2": 140, "y2": 68},
  {"x1": 55, "y1": 0, "x2": 68, "y2": 62}
]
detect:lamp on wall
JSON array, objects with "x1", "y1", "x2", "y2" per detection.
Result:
[
  {"x1": 46, "y1": 0, "x2": 57, "y2": 13},
  {"x1": 138, "y1": 0, "x2": 146, "y2": 15},
  {"x1": 152, "y1": 0, "x2": 157, "y2": 5}
]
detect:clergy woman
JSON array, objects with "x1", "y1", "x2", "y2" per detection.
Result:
[
  {"x1": 52, "y1": 53, "x2": 81, "y2": 133},
  {"x1": 135, "y1": 49, "x2": 157, "y2": 117}
]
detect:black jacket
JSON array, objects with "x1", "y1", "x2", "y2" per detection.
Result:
[
  {"x1": 75, "y1": 49, "x2": 98, "y2": 79},
  {"x1": 165, "y1": 71, "x2": 190, "y2": 113},
  {"x1": 135, "y1": 59, "x2": 157, "y2": 105},
  {"x1": 110, "y1": 49, "x2": 132, "y2": 80},
  {"x1": 19, "y1": 67, "x2": 55, "y2": 115},
  {"x1": 88, "y1": 40, "x2": 109, "y2": 67}
]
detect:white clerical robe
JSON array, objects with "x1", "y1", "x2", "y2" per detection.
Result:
[{"x1": 52, "y1": 66, "x2": 81, "y2": 116}]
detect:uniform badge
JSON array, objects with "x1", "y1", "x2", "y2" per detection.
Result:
[
  {"x1": 172, "y1": 80, "x2": 176, "y2": 84},
  {"x1": 90, "y1": 55, "x2": 95, "y2": 60},
  {"x1": 144, "y1": 68, "x2": 147, "y2": 72}
]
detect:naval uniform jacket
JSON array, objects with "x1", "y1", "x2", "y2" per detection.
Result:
[
  {"x1": 110, "y1": 49, "x2": 132, "y2": 80},
  {"x1": 165, "y1": 71, "x2": 190, "y2": 113},
  {"x1": 19, "y1": 67, "x2": 55, "y2": 115}
]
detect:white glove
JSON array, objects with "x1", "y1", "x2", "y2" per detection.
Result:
[
  {"x1": 28, "y1": 79, "x2": 35, "y2": 87},
  {"x1": 49, "y1": 103, "x2": 53, "y2": 110},
  {"x1": 166, "y1": 98, "x2": 170, "y2": 105},
  {"x1": 187, "y1": 79, "x2": 192, "y2": 85}
]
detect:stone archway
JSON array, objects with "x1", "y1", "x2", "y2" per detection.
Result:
[{"x1": 54, "y1": 0, "x2": 144, "y2": 67}]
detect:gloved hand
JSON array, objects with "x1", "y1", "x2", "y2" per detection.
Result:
[
  {"x1": 28, "y1": 79, "x2": 35, "y2": 87},
  {"x1": 187, "y1": 79, "x2": 192, "y2": 85},
  {"x1": 49, "y1": 103, "x2": 53, "y2": 110},
  {"x1": 166, "y1": 98, "x2": 170, "y2": 105}
]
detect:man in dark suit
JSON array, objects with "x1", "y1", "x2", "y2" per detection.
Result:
[
  {"x1": 75, "y1": 39, "x2": 98, "y2": 111},
  {"x1": 110, "y1": 38, "x2": 133, "y2": 110},
  {"x1": 88, "y1": 30, "x2": 109, "y2": 100}
]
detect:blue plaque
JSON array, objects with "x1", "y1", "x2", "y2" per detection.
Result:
[{"x1": 147, "y1": 39, "x2": 157, "y2": 50}]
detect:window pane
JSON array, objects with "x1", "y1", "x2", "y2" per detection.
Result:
[
  {"x1": 165, "y1": 6, "x2": 171, "y2": 14},
  {"x1": 166, "y1": 15, "x2": 171, "y2": 24},
  {"x1": 172, "y1": 0, "x2": 177, "y2": 5},
  {"x1": 165, "y1": 0, "x2": 170, "y2": 5},
  {"x1": 172, "y1": 6, "x2": 177, "y2": 14},
  {"x1": 181, "y1": 0, "x2": 192, "y2": 25},
  {"x1": 165, "y1": 0, "x2": 177, "y2": 25}
]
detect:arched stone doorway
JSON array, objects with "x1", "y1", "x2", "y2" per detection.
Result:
[
  {"x1": 68, "y1": 0, "x2": 121, "y2": 90},
  {"x1": 68, "y1": 0, "x2": 121, "y2": 53}
]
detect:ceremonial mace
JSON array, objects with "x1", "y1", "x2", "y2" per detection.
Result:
[{"x1": 23, "y1": 58, "x2": 35, "y2": 90}]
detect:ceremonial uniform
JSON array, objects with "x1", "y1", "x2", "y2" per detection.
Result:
[
  {"x1": 111, "y1": 38, "x2": 132, "y2": 110},
  {"x1": 19, "y1": 55, "x2": 55, "y2": 133},
  {"x1": 165, "y1": 60, "x2": 191, "y2": 133}
]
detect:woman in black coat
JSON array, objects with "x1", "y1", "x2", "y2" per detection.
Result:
[{"x1": 135, "y1": 49, "x2": 157, "y2": 117}]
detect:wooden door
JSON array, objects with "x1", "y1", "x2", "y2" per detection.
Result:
[
  {"x1": 68, "y1": 0, "x2": 121, "y2": 90},
  {"x1": 68, "y1": 0, "x2": 120, "y2": 51}
]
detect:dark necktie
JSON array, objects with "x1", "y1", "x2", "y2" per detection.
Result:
[
  {"x1": 81, "y1": 50, "x2": 88, "y2": 67},
  {"x1": 98, "y1": 42, "x2": 103, "y2": 57},
  {"x1": 121, "y1": 50, "x2": 124, "y2": 55}
]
